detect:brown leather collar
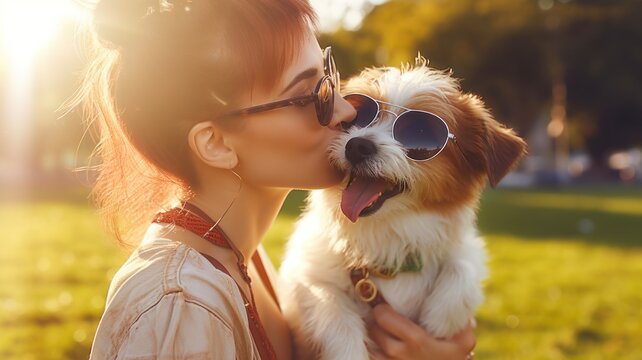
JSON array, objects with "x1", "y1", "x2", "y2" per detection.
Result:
[{"x1": 350, "y1": 268, "x2": 387, "y2": 307}]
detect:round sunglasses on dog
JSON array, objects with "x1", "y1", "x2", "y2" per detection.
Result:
[
  {"x1": 218, "y1": 47, "x2": 338, "y2": 126},
  {"x1": 343, "y1": 93, "x2": 456, "y2": 161}
]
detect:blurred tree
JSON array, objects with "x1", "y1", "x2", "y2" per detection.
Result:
[
  {"x1": 560, "y1": 0, "x2": 642, "y2": 162},
  {"x1": 3, "y1": 0, "x2": 640, "y2": 182},
  {"x1": 324, "y1": 0, "x2": 642, "y2": 165}
]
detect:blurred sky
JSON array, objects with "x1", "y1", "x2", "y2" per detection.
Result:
[
  {"x1": 0, "y1": 0, "x2": 382, "y2": 68},
  {"x1": 0, "y1": 0, "x2": 389, "y2": 72},
  {"x1": 0, "y1": 0, "x2": 381, "y2": 182},
  {"x1": 0, "y1": 0, "x2": 384, "y2": 46},
  {"x1": 311, "y1": 0, "x2": 387, "y2": 31}
]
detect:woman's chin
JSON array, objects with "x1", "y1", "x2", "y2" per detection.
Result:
[{"x1": 303, "y1": 167, "x2": 346, "y2": 190}]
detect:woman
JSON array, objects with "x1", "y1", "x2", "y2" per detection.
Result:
[{"x1": 82, "y1": 0, "x2": 476, "y2": 358}]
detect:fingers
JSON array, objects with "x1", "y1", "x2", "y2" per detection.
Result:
[
  {"x1": 368, "y1": 322, "x2": 404, "y2": 358},
  {"x1": 370, "y1": 306, "x2": 477, "y2": 360},
  {"x1": 367, "y1": 348, "x2": 388, "y2": 360},
  {"x1": 436, "y1": 318, "x2": 477, "y2": 358},
  {"x1": 451, "y1": 318, "x2": 477, "y2": 355},
  {"x1": 372, "y1": 304, "x2": 427, "y2": 343}
]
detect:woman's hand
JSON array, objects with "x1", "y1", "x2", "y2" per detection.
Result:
[{"x1": 367, "y1": 304, "x2": 476, "y2": 360}]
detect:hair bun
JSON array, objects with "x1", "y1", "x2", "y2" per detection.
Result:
[{"x1": 93, "y1": 0, "x2": 159, "y2": 49}]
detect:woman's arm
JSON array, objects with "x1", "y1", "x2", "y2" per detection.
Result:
[{"x1": 367, "y1": 304, "x2": 476, "y2": 360}]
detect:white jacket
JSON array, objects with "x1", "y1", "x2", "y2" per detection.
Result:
[{"x1": 89, "y1": 225, "x2": 263, "y2": 359}]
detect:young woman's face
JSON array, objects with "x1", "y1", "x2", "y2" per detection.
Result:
[{"x1": 223, "y1": 32, "x2": 356, "y2": 190}]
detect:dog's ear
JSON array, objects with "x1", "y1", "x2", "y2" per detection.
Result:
[
  {"x1": 483, "y1": 115, "x2": 528, "y2": 187},
  {"x1": 456, "y1": 94, "x2": 528, "y2": 188}
]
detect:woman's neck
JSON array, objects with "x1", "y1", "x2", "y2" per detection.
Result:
[{"x1": 188, "y1": 178, "x2": 290, "y2": 264}]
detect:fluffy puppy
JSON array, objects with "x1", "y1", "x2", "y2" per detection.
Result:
[{"x1": 279, "y1": 58, "x2": 527, "y2": 359}]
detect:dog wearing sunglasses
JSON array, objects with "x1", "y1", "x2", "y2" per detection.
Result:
[{"x1": 279, "y1": 57, "x2": 527, "y2": 359}]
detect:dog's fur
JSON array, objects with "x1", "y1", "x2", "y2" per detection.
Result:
[{"x1": 278, "y1": 58, "x2": 527, "y2": 359}]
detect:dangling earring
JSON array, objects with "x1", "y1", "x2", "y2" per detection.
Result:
[{"x1": 204, "y1": 168, "x2": 243, "y2": 235}]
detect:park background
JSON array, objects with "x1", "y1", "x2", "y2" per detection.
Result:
[{"x1": 1, "y1": 0, "x2": 641, "y2": 359}]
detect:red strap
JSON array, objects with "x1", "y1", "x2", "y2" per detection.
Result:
[
  {"x1": 152, "y1": 204, "x2": 278, "y2": 360},
  {"x1": 155, "y1": 204, "x2": 279, "y2": 306},
  {"x1": 251, "y1": 251, "x2": 280, "y2": 309},
  {"x1": 153, "y1": 208, "x2": 230, "y2": 249},
  {"x1": 199, "y1": 253, "x2": 277, "y2": 360}
]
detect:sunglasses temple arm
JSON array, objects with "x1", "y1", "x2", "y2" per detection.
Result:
[{"x1": 450, "y1": 134, "x2": 475, "y2": 170}]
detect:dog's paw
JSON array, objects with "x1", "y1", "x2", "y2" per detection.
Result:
[
  {"x1": 419, "y1": 298, "x2": 475, "y2": 339},
  {"x1": 422, "y1": 308, "x2": 472, "y2": 339},
  {"x1": 320, "y1": 342, "x2": 370, "y2": 360},
  {"x1": 419, "y1": 257, "x2": 485, "y2": 338}
]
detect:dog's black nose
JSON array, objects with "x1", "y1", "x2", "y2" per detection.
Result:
[{"x1": 345, "y1": 137, "x2": 377, "y2": 165}]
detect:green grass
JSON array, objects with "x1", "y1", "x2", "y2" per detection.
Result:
[
  {"x1": 0, "y1": 201, "x2": 129, "y2": 359},
  {"x1": 1, "y1": 187, "x2": 641, "y2": 359}
]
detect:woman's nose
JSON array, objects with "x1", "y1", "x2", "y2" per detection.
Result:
[{"x1": 328, "y1": 91, "x2": 357, "y2": 130}]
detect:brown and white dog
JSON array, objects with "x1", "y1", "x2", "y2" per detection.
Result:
[{"x1": 279, "y1": 58, "x2": 527, "y2": 359}]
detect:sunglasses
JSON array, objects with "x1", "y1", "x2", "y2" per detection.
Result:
[
  {"x1": 343, "y1": 93, "x2": 456, "y2": 161},
  {"x1": 218, "y1": 46, "x2": 338, "y2": 126}
]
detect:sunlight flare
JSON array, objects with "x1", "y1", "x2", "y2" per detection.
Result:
[{"x1": 0, "y1": 0, "x2": 89, "y2": 182}]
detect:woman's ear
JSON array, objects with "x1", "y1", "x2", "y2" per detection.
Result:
[{"x1": 187, "y1": 122, "x2": 238, "y2": 170}]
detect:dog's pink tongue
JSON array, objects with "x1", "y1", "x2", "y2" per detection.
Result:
[{"x1": 341, "y1": 177, "x2": 388, "y2": 223}]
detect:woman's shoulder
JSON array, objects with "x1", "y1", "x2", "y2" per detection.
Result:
[
  {"x1": 108, "y1": 233, "x2": 245, "y2": 307},
  {"x1": 91, "y1": 235, "x2": 254, "y2": 358}
]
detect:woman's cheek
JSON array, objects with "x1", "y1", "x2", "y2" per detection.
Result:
[
  {"x1": 247, "y1": 112, "x2": 328, "y2": 153},
  {"x1": 235, "y1": 127, "x2": 339, "y2": 187}
]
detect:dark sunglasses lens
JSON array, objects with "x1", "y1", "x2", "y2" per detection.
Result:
[
  {"x1": 344, "y1": 94, "x2": 378, "y2": 128},
  {"x1": 393, "y1": 111, "x2": 449, "y2": 160},
  {"x1": 317, "y1": 77, "x2": 334, "y2": 126}
]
